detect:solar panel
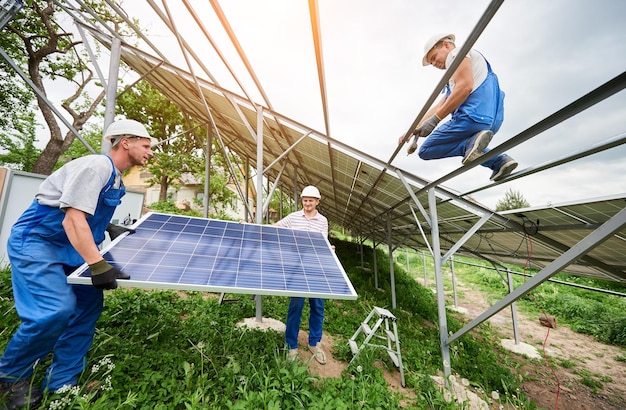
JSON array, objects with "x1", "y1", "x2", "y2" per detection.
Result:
[{"x1": 67, "y1": 212, "x2": 357, "y2": 300}]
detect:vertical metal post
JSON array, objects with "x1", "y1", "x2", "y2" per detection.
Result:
[
  {"x1": 102, "y1": 38, "x2": 122, "y2": 154},
  {"x1": 428, "y1": 188, "x2": 451, "y2": 378},
  {"x1": 423, "y1": 253, "x2": 428, "y2": 287},
  {"x1": 450, "y1": 257, "x2": 458, "y2": 308},
  {"x1": 255, "y1": 106, "x2": 264, "y2": 322},
  {"x1": 507, "y1": 269, "x2": 521, "y2": 344},
  {"x1": 292, "y1": 173, "x2": 298, "y2": 213},
  {"x1": 373, "y1": 241, "x2": 379, "y2": 289},
  {"x1": 387, "y1": 214, "x2": 397, "y2": 308},
  {"x1": 360, "y1": 238, "x2": 364, "y2": 269},
  {"x1": 244, "y1": 156, "x2": 250, "y2": 222},
  {"x1": 203, "y1": 126, "x2": 212, "y2": 219}
]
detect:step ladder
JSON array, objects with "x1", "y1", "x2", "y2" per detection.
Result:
[{"x1": 348, "y1": 306, "x2": 405, "y2": 387}]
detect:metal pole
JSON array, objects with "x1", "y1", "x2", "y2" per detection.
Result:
[
  {"x1": 203, "y1": 126, "x2": 212, "y2": 218},
  {"x1": 373, "y1": 241, "x2": 379, "y2": 289},
  {"x1": 255, "y1": 105, "x2": 264, "y2": 322},
  {"x1": 507, "y1": 269, "x2": 521, "y2": 344},
  {"x1": 102, "y1": 37, "x2": 121, "y2": 154},
  {"x1": 244, "y1": 156, "x2": 250, "y2": 222},
  {"x1": 429, "y1": 188, "x2": 451, "y2": 378},
  {"x1": 360, "y1": 239, "x2": 364, "y2": 269},
  {"x1": 387, "y1": 214, "x2": 397, "y2": 308},
  {"x1": 450, "y1": 257, "x2": 458, "y2": 308}
]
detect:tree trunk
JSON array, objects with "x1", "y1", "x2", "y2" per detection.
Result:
[{"x1": 159, "y1": 175, "x2": 169, "y2": 202}]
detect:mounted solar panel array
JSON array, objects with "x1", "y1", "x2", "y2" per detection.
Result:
[{"x1": 67, "y1": 212, "x2": 357, "y2": 300}]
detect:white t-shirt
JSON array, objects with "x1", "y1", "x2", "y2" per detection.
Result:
[
  {"x1": 36, "y1": 155, "x2": 121, "y2": 216},
  {"x1": 445, "y1": 48, "x2": 488, "y2": 92}
]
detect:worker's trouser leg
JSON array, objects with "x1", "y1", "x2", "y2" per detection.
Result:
[
  {"x1": 418, "y1": 115, "x2": 503, "y2": 169},
  {"x1": 307, "y1": 298, "x2": 325, "y2": 347},
  {"x1": 285, "y1": 297, "x2": 305, "y2": 350},
  {"x1": 44, "y1": 284, "x2": 103, "y2": 392}
]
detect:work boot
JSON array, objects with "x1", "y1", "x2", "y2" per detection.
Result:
[
  {"x1": 287, "y1": 348, "x2": 299, "y2": 362},
  {"x1": 462, "y1": 130, "x2": 493, "y2": 165},
  {"x1": 490, "y1": 156, "x2": 518, "y2": 181},
  {"x1": 0, "y1": 380, "x2": 43, "y2": 409}
]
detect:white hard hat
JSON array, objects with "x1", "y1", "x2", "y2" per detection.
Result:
[
  {"x1": 104, "y1": 119, "x2": 158, "y2": 147},
  {"x1": 301, "y1": 185, "x2": 321, "y2": 199},
  {"x1": 422, "y1": 33, "x2": 455, "y2": 66}
]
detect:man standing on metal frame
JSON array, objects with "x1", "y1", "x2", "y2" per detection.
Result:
[
  {"x1": 275, "y1": 185, "x2": 330, "y2": 365},
  {"x1": 399, "y1": 33, "x2": 518, "y2": 181}
]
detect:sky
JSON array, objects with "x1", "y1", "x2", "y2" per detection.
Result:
[{"x1": 48, "y1": 0, "x2": 626, "y2": 209}]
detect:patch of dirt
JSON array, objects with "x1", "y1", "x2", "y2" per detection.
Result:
[
  {"x1": 297, "y1": 281, "x2": 625, "y2": 409},
  {"x1": 450, "y1": 281, "x2": 626, "y2": 410}
]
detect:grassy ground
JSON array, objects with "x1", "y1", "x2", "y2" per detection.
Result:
[{"x1": 8, "y1": 236, "x2": 624, "y2": 408}]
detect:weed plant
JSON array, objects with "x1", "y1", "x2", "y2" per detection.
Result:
[{"x1": 0, "y1": 240, "x2": 544, "y2": 409}]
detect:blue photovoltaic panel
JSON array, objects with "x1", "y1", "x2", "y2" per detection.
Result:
[{"x1": 67, "y1": 212, "x2": 357, "y2": 300}]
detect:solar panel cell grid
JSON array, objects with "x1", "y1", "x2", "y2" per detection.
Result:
[{"x1": 67, "y1": 212, "x2": 357, "y2": 300}]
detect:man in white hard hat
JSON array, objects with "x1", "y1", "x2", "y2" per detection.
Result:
[
  {"x1": 0, "y1": 118, "x2": 154, "y2": 407},
  {"x1": 399, "y1": 33, "x2": 518, "y2": 181},
  {"x1": 275, "y1": 185, "x2": 330, "y2": 364}
]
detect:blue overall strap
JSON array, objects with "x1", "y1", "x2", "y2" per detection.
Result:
[{"x1": 100, "y1": 155, "x2": 118, "y2": 194}]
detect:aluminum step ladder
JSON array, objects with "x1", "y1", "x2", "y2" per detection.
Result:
[{"x1": 348, "y1": 306, "x2": 405, "y2": 387}]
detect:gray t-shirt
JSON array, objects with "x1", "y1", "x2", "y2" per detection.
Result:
[{"x1": 36, "y1": 155, "x2": 121, "y2": 216}]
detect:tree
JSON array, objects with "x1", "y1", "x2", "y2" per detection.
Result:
[
  {"x1": 1, "y1": 1, "x2": 134, "y2": 175},
  {"x1": 495, "y1": 188, "x2": 530, "y2": 211},
  {"x1": 115, "y1": 80, "x2": 238, "y2": 211},
  {"x1": 0, "y1": 109, "x2": 40, "y2": 171},
  {"x1": 0, "y1": 49, "x2": 37, "y2": 169}
]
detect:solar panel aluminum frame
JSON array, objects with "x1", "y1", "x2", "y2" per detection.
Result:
[{"x1": 67, "y1": 212, "x2": 358, "y2": 300}]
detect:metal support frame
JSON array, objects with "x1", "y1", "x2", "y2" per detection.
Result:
[
  {"x1": 450, "y1": 257, "x2": 458, "y2": 308},
  {"x1": 255, "y1": 105, "x2": 264, "y2": 322},
  {"x1": 203, "y1": 127, "x2": 212, "y2": 219},
  {"x1": 101, "y1": 37, "x2": 121, "y2": 154},
  {"x1": 429, "y1": 188, "x2": 451, "y2": 377},
  {"x1": 448, "y1": 206, "x2": 626, "y2": 345},
  {"x1": 506, "y1": 268, "x2": 521, "y2": 344},
  {"x1": 373, "y1": 241, "x2": 379, "y2": 289},
  {"x1": 387, "y1": 213, "x2": 397, "y2": 308}
]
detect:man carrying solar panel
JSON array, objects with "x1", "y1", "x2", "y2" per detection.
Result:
[
  {"x1": 0, "y1": 119, "x2": 155, "y2": 408},
  {"x1": 275, "y1": 185, "x2": 331, "y2": 364}
]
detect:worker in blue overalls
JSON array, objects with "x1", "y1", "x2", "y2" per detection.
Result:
[
  {"x1": 0, "y1": 119, "x2": 155, "y2": 409},
  {"x1": 399, "y1": 33, "x2": 518, "y2": 181}
]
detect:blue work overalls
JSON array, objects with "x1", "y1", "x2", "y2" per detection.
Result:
[
  {"x1": 0, "y1": 155, "x2": 125, "y2": 392},
  {"x1": 418, "y1": 57, "x2": 509, "y2": 170}
]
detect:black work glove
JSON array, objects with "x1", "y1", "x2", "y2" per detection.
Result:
[
  {"x1": 89, "y1": 259, "x2": 130, "y2": 289},
  {"x1": 106, "y1": 223, "x2": 135, "y2": 241}
]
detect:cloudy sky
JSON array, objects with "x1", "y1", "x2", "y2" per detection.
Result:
[{"x1": 113, "y1": 0, "x2": 625, "y2": 209}]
